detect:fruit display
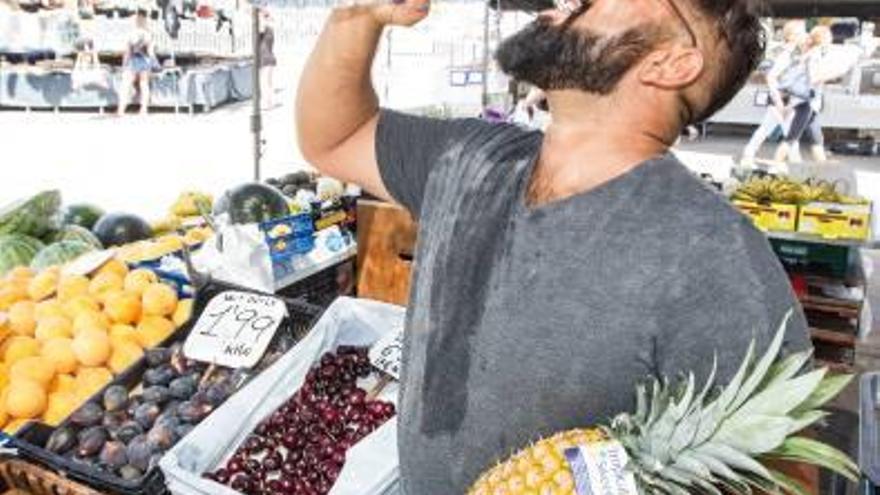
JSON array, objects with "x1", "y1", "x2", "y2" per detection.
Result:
[
  {"x1": 62, "y1": 204, "x2": 106, "y2": 231},
  {"x1": 203, "y1": 346, "x2": 396, "y2": 495},
  {"x1": 115, "y1": 228, "x2": 214, "y2": 264},
  {"x1": 92, "y1": 213, "x2": 153, "y2": 248},
  {"x1": 0, "y1": 234, "x2": 45, "y2": 276},
  {"x1": 731, "y1": 175, "x2": 869, "y2": 206},
  {"x1": 0, "y1": 190, "x2": 62, "y2": 239},
  {"x1": 468, "y1": 315, "x2": 856, "y2": 495},
  {"x1": 30, "y1": 241, "x2": 97, "y2": 271},
  {"x1": 51, "y1": 225, "x2": 103, "y2": 249},
  {"x1": 169, "y1": 191, "x2": 214, "y2": 218},
  {"x1": 265, "y1": 171, "x2": 318, "y2": 200},
  {"x1": 42, "y1": 343, "x2": 241, "y2": 482},
  {"x1": 223, "y1": 183, "x2": 290, "y2": 225},
  {"x1": 0, "y1": 261, "x2": 193, "y2": 433}
]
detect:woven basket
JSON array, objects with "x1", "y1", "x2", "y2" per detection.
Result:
[{"x1": 0, "y1": 457, "x2": 103, "y2": 495}]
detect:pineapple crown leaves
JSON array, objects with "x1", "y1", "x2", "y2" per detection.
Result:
[{"x1": 611, "y1": 310, "x2": 858, "y2": 494}]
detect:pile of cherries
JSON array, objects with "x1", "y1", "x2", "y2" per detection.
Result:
[{"x1": 205, "y1": 346, "x2": 396, "y2": 495}]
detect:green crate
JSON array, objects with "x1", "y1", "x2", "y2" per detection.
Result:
[{"x1": 770, "y1": 238, "x2": 853, "y2": 279}]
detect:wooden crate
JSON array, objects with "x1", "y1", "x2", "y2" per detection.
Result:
[
  {"x1": 356, "y1": 200, "x2": 417, "y2": 306},
  {"x1": 0, "y1": 457, "x2": 103, "y2": 495}
]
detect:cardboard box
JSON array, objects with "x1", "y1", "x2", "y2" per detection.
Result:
[
  {"x1": 733, "y1": 200, "x2": 799, "y2": 232},
  {"x1": 797, "y1": 202, "x2": 871, "y2": 241}
]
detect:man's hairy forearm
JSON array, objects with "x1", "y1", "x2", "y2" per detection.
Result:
[{"x1": 295, "y1": 9, "x2": 385, "y2": 166}]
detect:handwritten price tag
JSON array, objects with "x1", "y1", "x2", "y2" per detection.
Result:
[
  {"x1": 183, "y1": 291, "x2": 287, "y2": 368},
  {"x1": 368, "y1": 327, "x2": 404, "y2": 380}
]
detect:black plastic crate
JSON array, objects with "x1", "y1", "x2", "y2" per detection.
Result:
[
  {"x1": 9, "y1": 280, "x2": 323, "y2": 495},
  {"x1": 277, "y1": 257, "x2": 356, "y2": 308}
]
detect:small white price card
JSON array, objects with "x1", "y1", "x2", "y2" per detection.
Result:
[
  {"x1": 63, "y1": 249, "x2": 117, "y2": 277},
  {"x1": 368, "y1": 327, "x2": 404, "y2": 380},
  {"x1": 183, "y1": 291, "x2": 287, "y2": 368}
]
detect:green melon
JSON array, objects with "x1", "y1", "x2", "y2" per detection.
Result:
[
  {"x1": 30, "y1": 241, "x2": 96, "y2": 271},
  {"x1": 0, "y1": 234, "x2": 46, "y2": 276},
  {"x1": 0, "y1": 190, "x2": 62, "y2": 238},
  {"x1": 62, "y1": 203, "x2": 105, "y2": 230},
  {"x1": 52, "y1": 225, "x2": 103, "y2": 249}
]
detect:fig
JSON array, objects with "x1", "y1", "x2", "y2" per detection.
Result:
[
  {"x1": 102, "y1": 410, "x2": 127, "y2": 431},
  {"x1": 99, "y1": 440, "x2": 128, "y2": 469},
  {"x1": 126, "y1": 435, "x2": 156, "y2": 471},
  {"x1": 46, "y1": 426, "x2": 77, "y2": 454},
  {"x1": 103, "y1": 385, "x2": 129, "y2": 412},
  {"x1": 126, "y1": 396, "x2": 143, "y2": 418},
  {"x1": 143, "y1": 365, "x2": 176, "y2": 386},
  {"x1": 147, "y1": 421, "x2": 178, "y2": 450},
  {"x1": 144, "y1": 348, "x2": 171, "y2": 367},
  {"x1": 204, "y1": 380, "x2": 234, "y2": 406},
  {"x1": 70, "y1": 402, "x2": 104, "y2": 428},
  {"x1": 177, "y1": 401, "x2": 213, "y2": 423},
  {"x1": 168, "y1": 376, "x2": 197, "y2": 400},
  {"x1": 133, "y1": 402, "x2": 161, "y2": 429},
  {"x1": 112, "y1": 421, "x2": 143, "y2": 444},
  {"x1": 118, "y1": 464, "x2": 143, "y2": 481},
  {"x1": 76, "y1": 426, "x2": 108, "y2": 457},
  {"x1": 141, "y1": 386, "x2": 171, "y2": 404}
]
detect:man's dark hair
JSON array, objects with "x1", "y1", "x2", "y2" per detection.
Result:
[{"x1": 689, "y1": 0, "x2": 766, "y2": 123}]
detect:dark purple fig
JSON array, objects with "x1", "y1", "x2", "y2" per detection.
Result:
[
  {"x1": 118, "y1": 464, "x2": 143, "y2": 480},
  {"x1": 145, "y1": 348, "x2": 172, "y2": 367},
  {"x1": 141, "y1": 386, "x2": 171, "y2": 404},
  {"x1": 76, "y1": 426, "x2": 108, "y2": 457},
  {"x1": 133, "y1": 402, "x2": 161, "y2": 430},
  {"x1": 174, "y1": 423, "x2": 194, "y2": 438},
  {"x1": 177, "y1": 401, "x2": 213, "y2": 423},
  {"x1": 102, "y1": 410, "x2": 127, "y2": 431},
  {"x1": 126, "y1": 395, "x2": 143, "y2": 417},
  {"x1": 168, "y1": 376, "x2": 197, "y2": 400},
  {"x1": 143, "y1": 365, "x2": 177, "y2": 386},
  {"x1": 70, "y1": 402, "x2": 104, "y2": 427},
  {"x1": 204, "y1": 381, "x2": 235, "y2": 406},
  {"x1": 102, "y1": 385, "x2": 129, "y2": 412},
  {"x1": 111, "y1": 421, "x2": 144, "y2": 444},
  {"x1": 147, "y1": 421, "x2": 179, "y2": 450},
  {"x1": 126, "y1": 435, "x2": 156, "y2": 471},
  {"x1": 99, "y1": 440, "x2": 128, "y2": 468},
  {"x1": 46, "y1": 426, "x2": 77, "y2": 454}
]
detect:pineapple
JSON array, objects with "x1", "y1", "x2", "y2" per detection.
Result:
[{"x1": 469, "y1": 312, "x2": 858, "y2": 495}]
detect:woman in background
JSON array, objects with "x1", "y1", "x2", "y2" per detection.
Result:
[
  {"x1": 117, "y1": 9, "x2": 156, "y2": 116},
  {"x1": 258, "y1": 8, "x2": 277, "y2": 110}
]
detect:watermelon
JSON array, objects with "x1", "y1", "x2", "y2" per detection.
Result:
[
  {"x1": 92, "y1": 213, "x2": 152, "y2": 247},
  {"x1": 52, "y1": 225, "x2": 103, "y2": 249},
  {"x1": 62, "y1": 203, "x2": 105, "y2": 230},
  {"x1": 0, "y1": 234, "x2": 45, "y2": 275},
  {"x1": 30, "y1": 240, "x2": 95, "y2": 270},
  {"x1": 227, "y1": 183, "x2": 289, "y2": 225},
  {"x1": 0, "y1": 190, "x2": 62, "y2": 238}
]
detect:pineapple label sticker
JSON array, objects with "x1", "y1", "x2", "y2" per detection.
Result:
[
  {"x1": 565, "y1": 442, "x2": 638, "y2": 495},
  {"x1": 368, "y1": 327, "x2": 404, "y2": 380},
  {"x1": 183, "y1": 291, "x2": 286, "y2": 369}
]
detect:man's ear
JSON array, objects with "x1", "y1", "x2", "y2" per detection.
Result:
[{"x1": 637, "y1": 47, "x2": 704, "y2": 90}]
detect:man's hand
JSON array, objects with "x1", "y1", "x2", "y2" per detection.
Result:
[{"x1": 366, "y1": 0, "x2": 430, "y2": 28}]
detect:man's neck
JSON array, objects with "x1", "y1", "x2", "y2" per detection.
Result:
[{"x1": 527, "y1": 92, "x2": 678, "y2": 207}]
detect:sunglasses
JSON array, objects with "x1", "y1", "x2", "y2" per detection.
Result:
[{"x1": 552, "y1": 0, "x2": 699, "y2": 47}]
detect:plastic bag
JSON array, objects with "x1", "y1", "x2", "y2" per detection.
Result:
[
  {"x1": 160, "y1": 297, "x2": 406, "y2": 495},
  {"x1": 191, "y1": 224, "x2": 275, "y2": 293}
]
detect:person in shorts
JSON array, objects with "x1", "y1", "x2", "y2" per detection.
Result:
[{"x1": 117, "y1": 9, "x2": 156, "y2": 116}]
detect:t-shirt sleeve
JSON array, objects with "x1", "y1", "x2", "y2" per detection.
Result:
[
  {"x1": 375, "y1": 109, "x2": 492, "y2": 217},
  {"x1": 653, "y1": 217, "x2": 812, "y2": 385}
]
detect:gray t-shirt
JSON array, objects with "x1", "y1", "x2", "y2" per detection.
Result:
[{"x1": 375, "y1": 110, "x2": 811, "y2": 495}]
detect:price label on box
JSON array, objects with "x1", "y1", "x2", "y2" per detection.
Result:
[
  {"x1": 183, "y1": 291, "x2": 287, "y2": 368},
  {"x1": 369, "y1": 326, "x2": 404, "y2": 380}
]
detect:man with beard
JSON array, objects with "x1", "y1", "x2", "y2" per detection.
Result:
[{"x1": 296, "y1": 0, "x2": 811, "y2": 493}]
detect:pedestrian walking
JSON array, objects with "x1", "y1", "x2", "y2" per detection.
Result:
[{"x1": 117, "y1": 9, "x2": 157, "y2": 116}]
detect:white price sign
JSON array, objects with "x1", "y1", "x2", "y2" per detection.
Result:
[
  {"x1": 63, "y1": 249, "x2": 117, "y2": 277},
  {"x1": 368, "y1": 327, "x2": 404, "y2": 380},
  {"x1": 183, "y1": 291, "x2": 287, "y2": 368}
]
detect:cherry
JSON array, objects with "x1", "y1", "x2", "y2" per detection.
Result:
[
  {"x1": 263, "y1": 450, "x2": 283, "y2": 472},
  {"x1": 227, "y1": 458, "x2": 244, "y2": 474},
  {"x1": 213, "y1": 468, "x2": 231, "y2": 484},
  {"x1": 281, "y1": 461, "x2": 297, "y2": 476},
  {"x1": 230, "y1": 474, "x2": 254, "y2": 493},
  {"x1": 266, "y1": 479, "x2": 284, "y2": 493},
  {"x1": 244, "y1": 458, "x2": 262, "y2": 475}
]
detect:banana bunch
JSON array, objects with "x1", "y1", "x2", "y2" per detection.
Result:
[{"x1": 731, "y1": 176, "x2": 805, "y2": 204}]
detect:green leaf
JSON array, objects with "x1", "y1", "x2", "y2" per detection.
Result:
[
  {"x1": 761, "y1": 349, "x2": 813, "y2": 390},
  {"x1": 787, "y1": 410, "x2": 828, "y2": 435},
  {"x1": 791, "y1": 373, "x2": 854, "y2": 416},
  {"x1": 769, "y1": 469, "x2": 812, "y2": 495},
  {"x1": 714, "y1": 414, "x2": 794, "y2": 454},
  {"x1": 635, "y1": 382, "x2": 649, "y2": 425},
  {"x1": 687, "y1": 450, "x2": 741, "y2": 481},
  {"x1": 694, "y1": 442, "x2": 774, "y2": 481},
  {"x1": 729, "y1": 311, "x2": 792, "y2": 413},
  {"x1": 731, "y1": 369, "x2": 826, "y2": 419},
  {"x1": 672, "y1": 452, "x2": 713, "y2": 480},
  {"x1": 767, "y1": 436, "x2": 859, "y2": 482}
]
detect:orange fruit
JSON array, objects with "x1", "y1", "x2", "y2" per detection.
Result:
[
  {"x1": 62, "y1": 295, "x2": 101, "y2": 319},
  {"x1": 88, "y1": 271, "x2": 124, "y2": 298},
  {"x1": 49, "y1": 373, "x2": 77, "y2": 395},
  {"x1": 27, "y1": 269, "x2": 59, "y2": 301},
  {"x1": 3, "y1": 418, "x2": 29, "y2": 434},
  {"x1": 0, "y1": 284, "x2": 28, "y2": 311},
  {"x1": 35, "y1": 299, "x2": 65, "y2": 320},
  {"x1": 35, "y1": 314, "x2": 73, "y2": 341},
  {"x1": 123, "y1": 269, "x2": 158, "y2": 297},
  {"x1": 135, "y1": 316, "x2": 175, "y2": 348},
  {"x1": 5, "y1": 379, "x2": 48, "y2": 419},
  {"x1": 9, "y1": 356, "x2": 55, "y2": 388},
  {"x1": 172, "y1": 298, "x2": 194, "y2": 328},
  {"x1": 57, "y1": 274, "x2": 90, "y2": 301},
  {"x1": 94, "y1": 258, "x2": 129, "y2": 280},
  {"x1": 103, "y1": 291, "x2": 141, "y2": 325},
  {"x1": 3, "y1": 336, "x2": 40, "y2": 366},
  {"x1": 72, "y1": 310, "x2": 110, "y2": 336},
  {"x1": 108, "y1": 340, "x2": 143, "y2": 374},
  {"x1": 74, "y1": 367, "x2": 113, "y2": 400},
  {"x1": 142, "y1": 283, "x2": 178, "y2": 317},
  {"x1": 8, "y1": 300, "x2": 36, "y2": 336},
  {"x1": 109, "y1": 324, "x2": 140, "y2": 348},
  {"x1": 43, "y1": 391, "x2": 77, "y2": 426},
  {"x1": 6, "y1": 266, "x2": 34, "y2": 281},
  {"x1": 71, "y1": 330, "x2": 111, "y2": 367},
  {"x1": 41, "y1": 338, "x2": 78, "y2": 374}
]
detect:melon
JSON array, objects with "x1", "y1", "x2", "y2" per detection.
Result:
[
  {"x1": 30, "y1": 241, "x2": 96, "y2": 271},
  {"x1": 61, "y1": 203, "x2": 104, "y2": 230},
  {"x1": 0, "y1": 234, "x2": 45, "y2": 276},
  {"x1": 226, "y1": 183, "x2": 289, "y2": 225},
  {"x1": 51, "y1": 225, "x2": 103, "y2": 249},
  {"x1": 92, "y1": 213, "x2": 152, "y2": 247},
  {"x1": 0, "y1": 190, "x2": 62, "y2": 239}
]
